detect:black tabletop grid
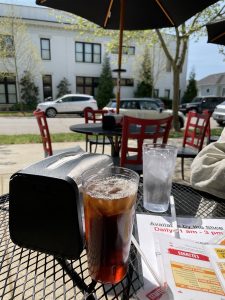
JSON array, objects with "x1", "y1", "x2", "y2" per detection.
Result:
[
  {"x1": 136, "y1": 181, "x2": 225, "y2": 218},
  {"x1": 1, "y1": 182, "x2": 225, "y2": 299},
  {"x1": 0, "y1": 194, "x2": 143, "y2": 300}
]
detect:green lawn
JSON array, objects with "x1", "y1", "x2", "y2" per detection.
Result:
[
  {"x1": 0, "y1": 128, "x2": 223, "y2": 144},
  {"x1": 0, "y1": 133, "x2": 85, "y2": 144},
  {"x1": 0, "y1": 111, "x2": 33, "y2": 117}
]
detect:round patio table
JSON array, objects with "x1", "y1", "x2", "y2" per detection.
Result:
[{"x1": 70, "y1": 123, "x2": 122, "y2": 156}]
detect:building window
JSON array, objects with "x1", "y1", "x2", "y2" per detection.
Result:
[
  {"x1": 112, "y1": 78, "x2": 134, "y2": 86},
  {"x1": 153, "y1": 89, "x2": 159, "y2": 97},
  {"x1": 166, "y1": 59, "x2": 172, "y2": 72},
  {"x1": 42, "y1": 75, "x2": 52, "y2": 99},
  {"x1": 76, "y1": 76, "x2": 99, "y2": 96},
  {"x1": 75, "y1": 42, "x2": 101, "y2": 63},
  {"x1": 111, "y1": 46, "x2": 135, "y2": 55},
  {"x1": 40, "y1": 38, "x2": 51, "y2": 60},
  {"x1": 0, "y1": 75, "x2": 17, "y2": 104},
  {"x1": 0, "y1": 35, "x2": 14, "y2": 57},
  {"x1": 164, "y1": 89, "x2": 170, "y2": 99}
]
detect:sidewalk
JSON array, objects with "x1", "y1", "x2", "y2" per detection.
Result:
[{"x1": 0, "y1": 139, "x2": 192, "y2": 195}]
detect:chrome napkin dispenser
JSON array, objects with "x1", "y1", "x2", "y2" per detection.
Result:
[{"x1": 9, "y1": 146, "x2": 113, "y2": 259}]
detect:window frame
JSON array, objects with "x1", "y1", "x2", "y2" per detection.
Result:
[
  {"x1": 40, "y1": 38, "x2": 51, "y2": 60},
  {"x1": 42, "y1": 74, "x2": 52, "y2": 99},
  {"x1": 0, "y1": 75, "x2": 17, "y2": 104},
  {"x1": 75, "y1": 42, "x2": 101, "y2": 64},
  {"x1": 164, "y1": 89, "x2": 170, "y2": 99},
  {"x1": 111, "y1": 46, "x2": 135, "y2": 55},
  {"x1": 76, "y1": 76, "x2": 99, "y2": 96},
  {"x1": 112, "y1": 78, "x2": 134, "y2": 87},
  {"x1": 0, "y1": 34, "x2": 14, "y2": 57}
]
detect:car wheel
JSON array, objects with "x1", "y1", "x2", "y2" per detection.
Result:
[
  {"x1": 46, "y1": 108, "x2": 57, "y2": 118},
  {"x1": 217, "y1": 120, "x2": 224, "y2": 126},
  {"x1": 179, "y1": 117, "x2": 184, "y2": 129}
]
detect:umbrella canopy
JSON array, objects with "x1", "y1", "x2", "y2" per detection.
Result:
[
  {"x1": 36, "y1": 0, "x2": 219, "y2": 113},
  {"x1": 207, "y1": 19, "x2": 225, "y2": 46},
  {"x1": 37, "y1": 0, "x2": 218, "y2": 30}
]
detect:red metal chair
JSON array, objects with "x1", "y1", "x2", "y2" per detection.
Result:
[
  {"x1": 33, "y1": 110, "x2": 77, "y2": 157},
  {"x1": 202, "y1": 109, "x2": 219, "y2": 144},
  {"x1": 33, "y1": 110, "x2": 53, "y2": 156},
  {"x1": 84, "y1": 107, "x2": 110, "y2": 154},
  {"x1": 120, "y1": 115, "x2": 173, "y2": 173},
  {"x1": 177, "y1": 111, "x2": 211, "y2": 180}
]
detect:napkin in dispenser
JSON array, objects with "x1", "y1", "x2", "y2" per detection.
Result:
[{"x1": 9, "y1": 146, "x2": 113, "y2": 259}]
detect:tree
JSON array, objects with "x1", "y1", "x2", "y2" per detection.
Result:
[
  {"x1": 155, "y1": 1, "x2": 225, "y2": 130},
  {"x1": 56, "y1": 77, "x2": 71, "y2": 97},
  {"x1": 20, "y1": 71, "x2": 39, "y2": 110},
  {"x1": 182, "y1": 70, "x2": 198, "y2": 103},
  {"x1": 0, "y1": 6, "x2": 42, "y2": 111},
  {"x1": 55, "y1": 2, "x2": 225, "y2": 130},
  {"x1": 96, "y1": 54, "x2": 114, "y2": 108},
  {"x1": 135, "y1": 47, "x2": 153, "y2": 97}
]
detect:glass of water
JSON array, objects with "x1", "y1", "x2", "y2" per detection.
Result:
[{"x1": 143, "y1": 143, "x2": 177, "y2": 212}]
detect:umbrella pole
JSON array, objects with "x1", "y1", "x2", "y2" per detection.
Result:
[{"x1": 116, "y1": 0, "x2": 125, "y2": 114}]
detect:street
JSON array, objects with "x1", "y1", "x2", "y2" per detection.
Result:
[
  {"x1": 0, "y1": 115, "x2": 220, "y2": 135},
  {"x1": 0, "y1": 115, "x2": 85, "y2": 135}
]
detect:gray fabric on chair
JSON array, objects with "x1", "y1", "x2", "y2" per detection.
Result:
[{"x1": 191, "y1": 128, "x2": 225, "y2": 199}]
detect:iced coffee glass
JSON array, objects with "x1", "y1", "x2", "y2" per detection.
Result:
[{"x1": 82, "y1": 166, "x2": 139, "y2": 284}]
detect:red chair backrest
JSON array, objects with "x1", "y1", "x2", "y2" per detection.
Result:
[
  {"x1": 84, "y1": 107, "x2": 108, "y2": 123},
  {"x1": 33, "y1": 110, "x2": 53, "y2": 157},
  {"x1": 182, "y1": 111, "x2": 211, "y2": 151},
  {"x1": 202, "y1": 109, "x2": 212, "y2": 140},
  {"x1": 120, "y1": 115, "x2": 173, "y2": 167}
]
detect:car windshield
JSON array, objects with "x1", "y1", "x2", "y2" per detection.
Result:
[
  {"x1": 191, "y1": 97, "x2": 201, "y2": 103},
  {"x1": 107, "y1": 101, "x2": 117, "y2": 108}
]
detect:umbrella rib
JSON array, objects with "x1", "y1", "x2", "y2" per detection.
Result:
[
  {"x1": 104, "y1": 0, "x2": 114, "y2": 28},
  {"x1": 155, "y1": 0, "x2": 175, "y2": 26},
  {"x1": 211, "y1": 31, "x2": 225, "y2": 42}
]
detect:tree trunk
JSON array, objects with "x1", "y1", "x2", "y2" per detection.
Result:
[{"x1": 172, "y1": 67, "x2": 180, "y2": 131}]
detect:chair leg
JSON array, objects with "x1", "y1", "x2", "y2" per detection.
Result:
[
  {"x1": 181, "y1": 157, "x2": 184, "y2": 180},
  {"x1": 102, "y1": 136, "x2": 105, "y2": 154},
  {"x1": 90, "y1": 141, "x2": 92, "y2": 153},
  {"x1": 94, "y1": 136, "x2": 98, "y2": 153},
  {"x1": 85, "y1": 135, "x2": 88, "y2": 152}
]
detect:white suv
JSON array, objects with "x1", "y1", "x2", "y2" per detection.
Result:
[{"x1": 37, "y1": 94, "x2": 98, "y2": 117}]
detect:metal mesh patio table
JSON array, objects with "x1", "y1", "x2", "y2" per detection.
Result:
[{"x1": 1, "y1": 182, "x2": 225, "y2": 299}]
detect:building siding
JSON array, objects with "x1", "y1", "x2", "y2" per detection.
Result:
[{"x1": 0, "y1": 3, "x2": 188, "y2": 108}]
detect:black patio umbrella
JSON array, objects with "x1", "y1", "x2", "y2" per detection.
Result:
[
  {"x1": 36, "y1": 0, "x2": 219, "y2": 113},
  {"x1": 207, "y1": 19, "x2": 225, "y2": 46}
]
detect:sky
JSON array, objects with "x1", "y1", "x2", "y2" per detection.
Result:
[{"x1": 1, "y1": 0, "x2": 225, "y2": 81}]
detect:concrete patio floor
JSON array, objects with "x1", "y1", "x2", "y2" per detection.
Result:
[{"x1": 0, "y1": 139, "x2": 192, "y2": 195}]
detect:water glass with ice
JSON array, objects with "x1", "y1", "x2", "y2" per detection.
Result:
[{"x1": 143, "y1": 144, "x2": 177, "y2": 212}]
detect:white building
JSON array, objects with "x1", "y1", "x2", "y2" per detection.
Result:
[
  {"x1": 197, "y1": 73, "x2": 225, "y2": 97},
  {"x1": 0, "y1": 3, "x2": 188, "y2": 110}
]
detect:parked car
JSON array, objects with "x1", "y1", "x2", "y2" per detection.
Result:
[
  {"x1": 179, "y1": 96, "x2": 225, "y2": 114},
  {"x1": 104, "y1": 98, "x2": 185, "y2": 128},
  {"x1": 212, "y1": 101, "x2": 225, "y2": 126},
  {"x1": 151, "y1": 98, "x2": 165, "y2": 109},
  {"x1": 36, "y1": 94, "x2": 98, "y2": 117}
]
